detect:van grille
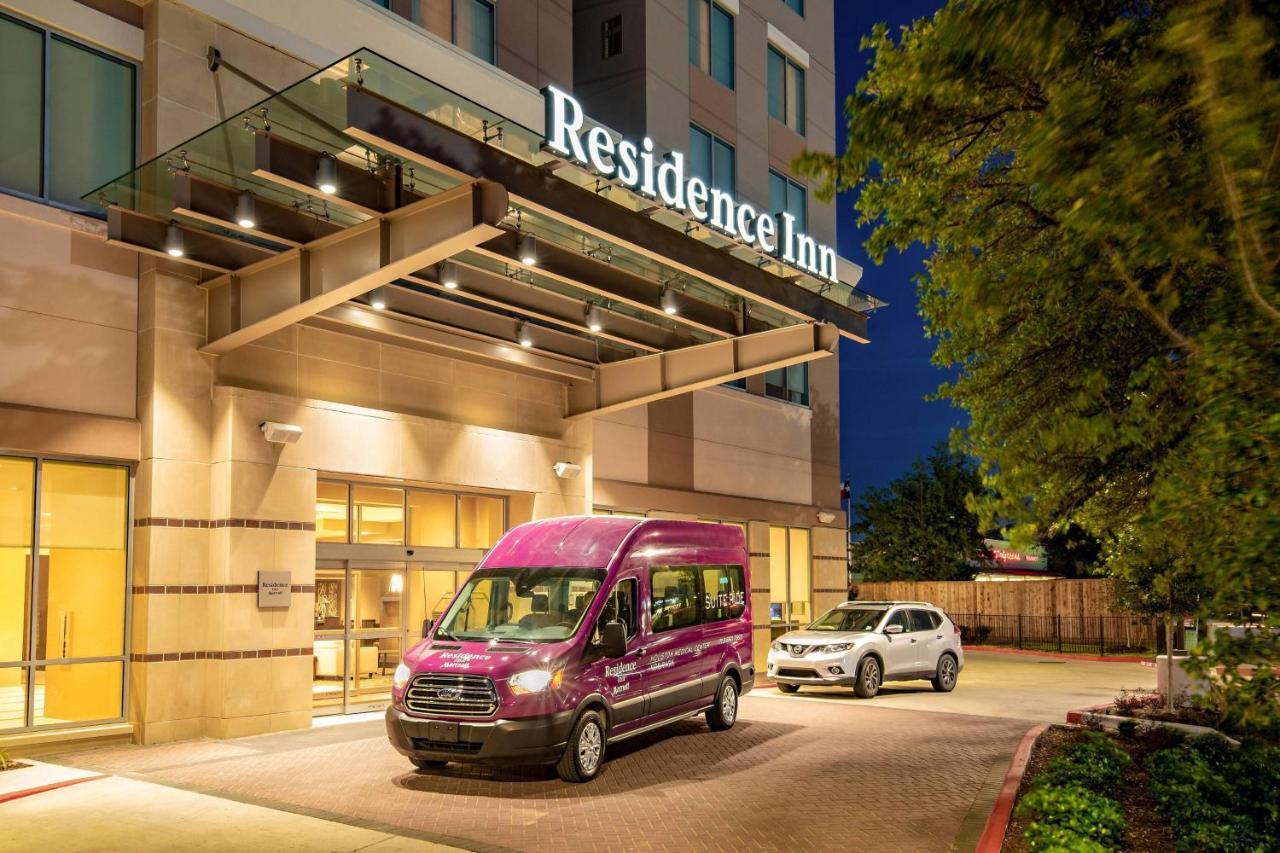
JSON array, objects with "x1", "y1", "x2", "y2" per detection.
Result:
[{"x1": 404, "y1": 673, "x2": 498, "y2": 718}]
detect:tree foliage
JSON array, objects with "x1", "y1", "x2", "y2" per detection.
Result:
[
  {"x1": 800, "y1": 1, "x2": 1280, "y2": 630},
  {"x1": 849, "y1": 444, "x2": 993, "y2": 581}
]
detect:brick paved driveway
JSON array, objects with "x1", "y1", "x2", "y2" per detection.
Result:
[{"x1": 54, "y1": 696, "x2": 1032, "y2": 853}]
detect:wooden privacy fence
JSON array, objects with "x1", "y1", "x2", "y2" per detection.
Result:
[{"x1": 854, "y1": 579, "x2": 1155, "y2": 654}]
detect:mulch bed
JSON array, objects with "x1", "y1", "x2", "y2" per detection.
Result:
[{"x1": 1002, "y1": 725, "x2": 1176, "y2": 852}]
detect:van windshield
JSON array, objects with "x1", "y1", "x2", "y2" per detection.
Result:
[
  {"x1": 435, "y1": 567, "x2": 605, "y2": 643},
  {"x1": 808, "y1": 607, "x2": 886, "y2": 633}
]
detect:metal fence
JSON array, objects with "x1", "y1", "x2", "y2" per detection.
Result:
[{"x1": 948, "y1": 612, "x2": 1155, "y2": 655}]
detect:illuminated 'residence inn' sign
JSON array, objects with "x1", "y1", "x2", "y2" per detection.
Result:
[{"x1": 541, "y1": 86, "x2": 838, "y2": 284}]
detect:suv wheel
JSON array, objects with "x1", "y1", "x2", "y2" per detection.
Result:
[
  {"x1": 854, "y1": 656, "x2": 881, "y2": 698},
  {"x1": 931, "y1": 654, "x2": 958, "y2": 692},
  {"x1": 777, "y1": 683, "x2": 799, "y2": 694},
  {"x1": 706, "y1": 675, "x2": 739, "y2": 730},
  {"x1": 556, "y1": 709, "x2": 606, "y2": 782}
]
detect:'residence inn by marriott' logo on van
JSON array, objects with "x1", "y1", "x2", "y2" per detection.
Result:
[{"x1": 541, "y1": 85, "x2": 839, "y2": 284}]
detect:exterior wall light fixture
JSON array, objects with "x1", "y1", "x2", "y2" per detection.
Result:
[
  {"x1": 316, "y1": 153, "x2": 338, "y2": 195},
  {"x1": 164, "y1": 221, "x2": 184, "y2": 258},
  {"x1": 518, "y1": 321, "x2": 534, "y2": 347},
  {"x1": 553, "y1": 462, "x2": 582, "y2": 479},
  {"x1": 259, "y1": 420, "x2": 303, "y2": 444},
  {"x1": 370, "y1": 287, "x2": 387, "y2": 310},
  {"x1": 235, "y1": 190, "x2": 256, "y2": 229},
  {"x1": 817, "y1": 510, "x2": 837, "y2": 524}
]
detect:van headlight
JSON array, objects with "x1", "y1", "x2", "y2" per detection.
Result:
[
  {"x1": 393, "y1": 663, "x2": 412, "y2": 691},
  {"x1": 510, "y1": 668, "x2": 563, "y2": 695},
  {"x1": 818, "y1": 643, "x2": 855, "y2": 653}
]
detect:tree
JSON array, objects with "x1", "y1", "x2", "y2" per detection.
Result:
[
  {"x1": 849, "y1": 444, "x2": 993, "y2": 581},
  {"x1": 800, "y1": 0, "x2": 1280, "y2": 706}
]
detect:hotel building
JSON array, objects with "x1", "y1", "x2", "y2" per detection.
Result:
[{"x1": 0, "y1": 0, "x2": 879, "y2": 749}]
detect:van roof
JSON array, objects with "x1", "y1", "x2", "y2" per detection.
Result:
[{"x1": 481, "y1": 516, "x2": 744, "y2": 569}]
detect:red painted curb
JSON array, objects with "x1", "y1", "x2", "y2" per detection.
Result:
[
  {"x1": 964, "y1": 646, "x2": 1150, "y2": 664},
  {"x1": 1065, "y1": 702, "x2": 1116, "y2": 725},
  {"x1": 975, "y1": 722, "x2": 1049, "y2": 853},
  {"x1": 0, "y1": 773, "x2": 107, "y2": 804}
]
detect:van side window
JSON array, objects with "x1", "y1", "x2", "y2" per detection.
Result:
[
  {"x1": 700, "y1": 565, "x2": 746, "y2": 622},
  {"x1": 595, "y1": 577, "x2": 638, "y2": 642},
  {"x1": 650, "y1": 566, "x2": 700, "y2": 633}
]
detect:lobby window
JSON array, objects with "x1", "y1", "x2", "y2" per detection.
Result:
[
  {"x1": 318, "y1": 481, "x2": 507, "y2": 550},
  {"x1": 688, "y1": 0, "x2": 734, "y2": 89},
  {"x1": 764, "y1": 362, "x2": 809, "y2": 406},
  {"x1": 1, "y1": 456, "x2": 130, "y2": 731},
  {"x1": 454, "y1": 0, "x2": 496, "y2": 64},
  {"x1": 353, "y1": 485, "x2": 406, "y2": 544},
  {"x1": 768, "y1": 526, "x2": 811, "y2": 634},
  {"x1": 783, "y1": 0, "x2": 804, "y2": 15},
  {"x1": 602, "y1": 14, "x2": 623, "y2": 59},
  {"x1": 0, "y1": 12, "x2": 136, "y2": 210},
  {"x1": 767, "y1": 44, "x2": 805, "y2": 135},
  {"x1": 768, "y1": 169, "x2": 807, "y2": 234},
  {"x1": 689, "y1": 124, "x2": 736, "y2": 196}
]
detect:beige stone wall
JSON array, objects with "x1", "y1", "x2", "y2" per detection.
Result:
[{"x1": 0, "y1": 196, "x2": 139, "y2": 420}]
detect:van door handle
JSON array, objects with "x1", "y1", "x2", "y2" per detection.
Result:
[{"x1": 635, "y1": 648, "x2": 646, "y2": 657}]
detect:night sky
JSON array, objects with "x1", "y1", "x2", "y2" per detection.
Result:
[{"x1": 834, "y1": 0, "x2": 955, "y2": 502}]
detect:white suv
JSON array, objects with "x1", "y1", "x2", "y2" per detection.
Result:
[{"x1": 766, "y1": 601, "x2": 963, "y2": 698}]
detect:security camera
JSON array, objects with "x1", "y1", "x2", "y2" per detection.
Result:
[
  {"x1": 259, "y1": 421, "x2": 303, "y2": 444},
  {"x1": 552, "y1": 461, "x2": 582, "y2": 479}
]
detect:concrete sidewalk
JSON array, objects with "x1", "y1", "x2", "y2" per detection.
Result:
[{"x1": 0, "y1": 762, "x2": 467, "y2": 853}]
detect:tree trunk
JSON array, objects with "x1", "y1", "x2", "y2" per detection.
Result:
[{"x1": 1164, "y1": 618, "x2": 1176, "y2": 714}]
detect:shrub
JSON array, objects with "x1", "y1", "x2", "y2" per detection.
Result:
[
  {"x1": 1113, "y1": 690, "x2": 1161, "y2": 715},
  {"x1": 1116, "y1": 719, "x2": 1139, "y2": 740},
  {"x1": 1037, "y1": 732, "x2": 1133, "y2": 796},
  {"x1": 1016, "y1": 784, "x2": 1127, "y2": 851},
  {"x1": 959, "y1": 624, "x2": 993, "y2": 644},
  {"x1": 0, "y1": 749, "x2": 11, "y2": 771}
]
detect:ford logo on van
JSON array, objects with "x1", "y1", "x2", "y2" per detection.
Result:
[{"x1": 436, "y1": 687, "x2": 462, "y2": 700}]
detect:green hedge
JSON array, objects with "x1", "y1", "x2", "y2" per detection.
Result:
[
  {"x1": 1145, "y1": 734, "x2": 1280, "y2": 852},
  {"x1": 1016, "y1": 733, "x2": 1131, "y2": 852}
]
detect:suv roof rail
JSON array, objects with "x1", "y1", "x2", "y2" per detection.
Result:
[{"x1": 844, "y1": 600, "x2": 936, "y2": 608}]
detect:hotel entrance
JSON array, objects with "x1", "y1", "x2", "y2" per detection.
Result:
[
  {"x1": 311, "y1": 559, "x2": 464, "y2": 715},
  {"x1": 310, "y1": 479, "x2": 505, "y2": 715}
]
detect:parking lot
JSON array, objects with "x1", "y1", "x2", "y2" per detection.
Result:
[{"x1": 21, "y1": 652, "x2": 1151, "y2": 853}]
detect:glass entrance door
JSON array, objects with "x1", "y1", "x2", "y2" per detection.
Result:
[{"x1": 312, "y1": 560, "x2": 464, "y2": 715}]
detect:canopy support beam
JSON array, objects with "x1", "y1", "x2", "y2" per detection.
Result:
[
  {"x1": 566, "y1": 323, "x2": 838, "y2": 419},
  {"x1": 203, "y1": 180, "x2": 507, "y2": 355}
]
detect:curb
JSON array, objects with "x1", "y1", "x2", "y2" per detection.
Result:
[
  {"x1": 964, "y1": 646, "x2": 1149, "y2": 664},
  {"x1": 975, "y1": 722, "x2": 1049, "y2": 853},
  {"x1": 0, "y1": 773, "x2": 107, "y2": 804},
  {"x1": 1065, "y1": 702, "x2": 1116, "y2": 725}
]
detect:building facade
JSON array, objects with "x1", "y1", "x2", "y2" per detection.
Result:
[{"x1": 0, "y1": 0, "x2": 874, "y2": 750}]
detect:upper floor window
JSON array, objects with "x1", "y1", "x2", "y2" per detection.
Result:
[
  {"x1": 455, "y1": 0, "x2": 496, "y2": 64},
  {"x1": 689, "y1": 0, "x2": 734, "y2": 89},
  {"x1": 688, "y1": 124, "x2": 736, "y2": 196},
  {"x1": 764, "y1": 362, "x2": 808, "y2": 406},
  {"x1": 602, "y1": 14, "x2": 623, "y2": 59},
  {"x1": 767, "y1": 44, "x2": 805, "y2": 135},
  {"x1": 768, "y1": 169, "x2": 807, "y2": 233},
  {"x1": 783, "y1": 0, "x2": 804, "y2": 15},
  {"x1": 0, "y1": 12, "x2": 135, "y2": 211}
]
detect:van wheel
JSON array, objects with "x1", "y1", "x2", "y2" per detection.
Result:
[
  {"x1": 777, "y1": 682, "x2": 799, "y2": 694},
  {"x1": 411, "y1": 758, "x2": 448, "y2": 770},
  {"x1": 556, "y1": 709, "x2": 606, "y2": 782},
  {"x1": 706, "y1": 676, "x2": 739, "y2": 731},
  {"x1": 931, "y1": 654, "x2": 958, "y2": 692},
  {"x1": 854, "y1": 656, "x2": 881, "y2": 698}
]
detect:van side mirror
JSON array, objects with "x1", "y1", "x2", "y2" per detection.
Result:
[
  {"x1": 421, "y1": 618, "x2": 434, "y2": 639},
  {"x1": 601, "y1": 621, "x2": 627, "y2": 658},
  {"x1": 883, "y1": 623, "x2": 904, "y2": 635}
]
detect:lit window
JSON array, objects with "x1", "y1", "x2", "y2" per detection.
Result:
[
  {"x1": 688, "y1": 0, "x2": 734, "y2": 89},
  {"x1": 688, "y1": 124, "x2": 736, "y2": 196},
  {"x1": 459, "y1": 495, "x2": 504, "y2": 549},
  {"x1": 767, "y1": 45, "x2": 805, "y2": 135},
  {"x1": 783, "y1": 0, "x2": 804, "y2": 15},
  {"x1": 407, "y1": 491, "x2": 456, "y2": 548},
  {"x1": 352, "y1": 485, "x2": 405, "y2": 545},
  {"x1": 0, "y1": 12, "x2": 136, "y2": 210},
  {"x1": 768, "y1": 169, "x2": 807, "y2": 234},
  {"x1": 454, "y1": 0, "x2": 495, "y2": 64},
  {"x1": 316, "y1": 481, "x2": 350, "y2": 543},
  {"x1": 602, "y1": 15, "x2": 623, "y2": 59}
]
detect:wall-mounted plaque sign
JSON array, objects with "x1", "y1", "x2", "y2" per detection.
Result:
[{"x1": 257, "y1": 570, "x2": 291, "y2": 608}]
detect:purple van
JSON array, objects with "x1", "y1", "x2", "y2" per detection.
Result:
[{"x1": 385, "y1": 516, "x2": 753, "y2": 782}]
